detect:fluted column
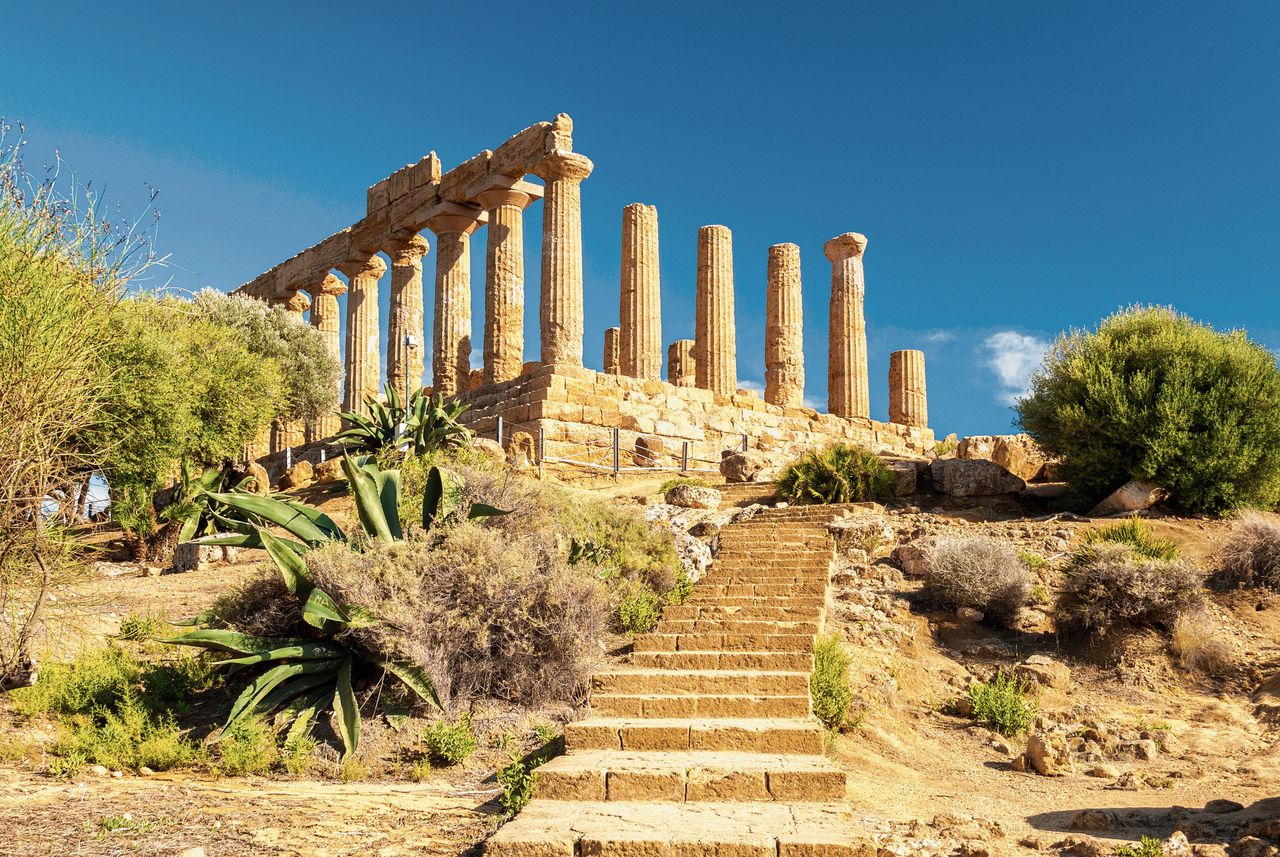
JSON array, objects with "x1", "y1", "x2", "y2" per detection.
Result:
[
  {"x1": 889, "y1": 349, "x2": 928, "y2": 428},
  {"x1": 668, "y1": 339, "x2": 696, "y2": 387},
  {"x1": 425, "y1": 213, "x2": 481, "y2": 398},
  {"x1": 271, "y1": 291, "x2": 312, "y2": 451},
  {"x1": 307, "y1": 273, "x2": 346, "y2": 441},
  {"x1": 694, "y1": 225, "x2": 736, "y2": 395},
  {"x1": 825, "y1": 232, "x2": 869, "y2": 419},
  {"x1": 532, "y1": 151, "x2": 594, "y2": 367},
  {"x1": 475, "y1": 186, "x2": 536, "y2": 385},
  {"x1": 338, "y1": 253, "x2": 387, "y2": 416},
  {"x1": 764, "y1": 243, "x2": 804, "y2": 408},
  {"x1": 620, "y1": 203, "x2": 662, "y2": 379},
  {"x1": 385, "y1": 234, "x2": 430, "y2": 401},
  {"x1": 603, "y1": 326, "x2": 620, "y2": 374}
]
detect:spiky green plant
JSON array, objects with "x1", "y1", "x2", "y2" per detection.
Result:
[
  {"x1": 333, "y1": 386, "x2": 471, "y2": 456},
  {"x1": 777, "y1": 444, "x2": 895, "y2": 505}
]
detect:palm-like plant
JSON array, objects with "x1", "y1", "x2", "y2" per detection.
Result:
[
  {"x1": 161, "y1": 461, "x2": 267, "y2": 542},
  {"x1": 776, "y1": 444, "x2": 896, "y2": 505},
  {"x1": 164, "y1": 456, "x2": 505, "y2": 758},
  {"x1": 332, "y1": 386, "x2": 472, "y2": 456}
]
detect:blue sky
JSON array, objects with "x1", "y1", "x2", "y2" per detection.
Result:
[{"x1": 4, "y1": 2, "x2": 1277, "y2": 437}]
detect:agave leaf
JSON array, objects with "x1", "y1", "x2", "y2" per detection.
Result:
[
  {"x1": 161, "y1": 628, "x2": 295, "y2": 655},
  {"x1": 379, "y1": 658, "x2": 442, "y2": 711},
  {"x1": 214, "y1": 642, "x2": 345, "y2": 665},
  {"x1": 260, "y1": 528, "x2": 313, "y2": 597},
  {"x1": 222, "y1": 660, "x2": 343, "y2": 737},
  {"x1": 195, "y1": 465, "x2": 224, "y2": 493},
  {"x1": 467, "y1": 502, "x2": 511, "y2": 520},
  {"x1": 195, "y1": 530, "x2": 262, "y2": 548},
  {"x1": 205, "y1": 491, "x2": 332, "y2": 546},
  {"x1": 342, "y1": 456, "x2": 399, "y2": 541},
  {"x1": 376, "y1": 467, "x2": 403, "y2": 540},
  {"x1": 424, "y1": 466, "x2": 464, "y2": 529},
  {"x1": 166, "y1": 610, "x2": 214, "y2": 628},
  {"x1": 300, "y1": 586, "x2": 351, "y2": 629},
  {"x1": 280, "y1": 500, "x2": 345, "y2": 542},
  {"x1": 178, "y1": 511, "x2": 200, "y2": 544},
  {"x1": 332, "y1": 657, "x2": 360, "y2": 759},
  {"x1": 281, "y1": 685, "x2": 333, "y2": 745}
]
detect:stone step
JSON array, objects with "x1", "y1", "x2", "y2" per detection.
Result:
[
  {"x1": 590, "y1": 693, "x2": 811, "y2": 718},
  {"x1": 592, "y1": 669, "x2": 808, "y2": 697},
  {"x1": 681, "y1": 596, "x2": 824, "y2": 609},
  {"x1": 565, "y1": 717, "x2": 825, "y2": 754},
  {"x1": 655, "y1": 619, "x2": 820, "y2": 636},
  {"x1": 634, "y1": 632, "x2": 815, "y2": 653},
  {"x1": 699, "y1": 574, "x2": 828, "y2": 585},
  {"x1": 687, "y1": 582, "x2": 825, "y2": 597},
  {"x1": 484, "y1": 800, "x2": 864, "y2": 856},
  {"x1": 630, "y1": 650, "x2": 812, "y2": 672},
  {"x1": 661, "y1": 604, "x2": 820, "y2": 621},
  {"x1": 535, "y1": 750, "x2": 847, "y2": 803}
]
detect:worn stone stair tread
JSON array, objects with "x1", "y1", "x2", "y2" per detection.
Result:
[
  {"x1": 565, "y1": 717, "x2": 826, "y2": 753},
  {"x1": 629, "y1": 650, "x2": 813, "y2": 671},
  {"x1": 589, "y1": 693, "x2": 811, "y2": 718},
  {"x1": 485, "y1": 800, "x2": 863, "y2": 855}
]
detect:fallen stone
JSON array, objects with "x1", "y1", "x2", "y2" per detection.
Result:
[
  {"x1": 1070, "y1": 810, "x2": 1118, "y2": 831},
  {"x1": 1230, "y1": 838, "x2": 1278, "y2": 857},
  {"x1": 1088, "y1": 479, "x2": 1167, "y2": 517},
  {"x1": 665, "y1": 484, "x2": 721, "y2": 510},
  {"x1": 177, "y1": 849, "x2": 208, "y2": 857},
  {"x1": 931, "y1": 458, "x2": 1025, "y2": 497},
  {"x1": 313, "y1": 457, "x2": 344, "y2": 484},
  {"x1": 892, "y1": 538, "x2": 936, "y2": 577},
  {"x1": 1060, "y1": 835, "x2": 1108, "y2": 857},
  {"x1": 957, "y1": 606, "x2": 985, "y2": 623},
  {"x1": 242, "y1": 460, "x2": 271, "y2": 494},
  {"x1": 718, "y1": 450, "x2": 780, "y2": 483},
  {"x1": 280, "y1": 459, "x2": 314, "y2": 490},
  {"x1": 471, "y1": 437, "x2": 507, "y2": 465},
  {"x1": 673, "y1": 531, "x2": 712, "y2": 583},
  {"x1": 1202, "y1": 799, "x2": 1244, "y2": 814},
  {"x1": 507, "y1": 431, "x2": 536, "y2": 469},
  {"x1": 91, "y1": 764, "x2": 109, "y2": 777},
  {"x1": 884, "y1": 460, "x2": 919, "y2": 495},
  {"x1": 1164, "y1": 832, "x2": 1193, "y2": 857},
  {"x1": 1085, "y1": 764, "x2": 1119, "y2": 778},
  {"x1": 956, "y1": 435, "x2": 996, "y2": 461},
  {"x1": 171, "y1": 541, "x2": 234, "y2": 574},
  {"x1": 992, "y1": 434, "x2": 1049, "y2": 482},
  {"x1": 1025, "y1": 732, "x2": 1073, "y2": 776},
  {"x1": 1014, "y1": 655, "x2": 1072, "y2": 690}
]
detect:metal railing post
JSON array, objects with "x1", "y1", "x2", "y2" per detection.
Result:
[
  {"x1": 612, "y1": 427, "x2": 620, "y2": 476},
  {"x1": 741, "y1": 433, "x2": 748, "y2": 452},
  {"x1": 496, "y1": 416, "x2": 504, "y2": 449},
  {"x1": 681, "y1": 441, "x2": 689, "y2": 473},
  {"x1": 537, "y1": 426, "x2": 546, "y2": 479},
  {"x1": 285, "y1": 446, "x2": 293, "y2": 470}
]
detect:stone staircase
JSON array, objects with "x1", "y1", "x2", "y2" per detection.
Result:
[{"x1": 485, "y1": 506, "x2": 861, "y2": 855}]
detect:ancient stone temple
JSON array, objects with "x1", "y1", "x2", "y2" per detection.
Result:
[{"x1": 232, "y1": 114, "x2": 933, "y2": 461}]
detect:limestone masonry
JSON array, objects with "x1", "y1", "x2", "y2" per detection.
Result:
[{"x1": 232, "y1": 114, "x2": 934, "y2": 461}]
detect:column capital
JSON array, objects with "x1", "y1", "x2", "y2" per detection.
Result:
[
  {"x1": 283, "y1": 290, "x2": 311, "y2": 314},
  {"x1": 424, "y1": 208, "x2": 484, "y2": 237},
  {"x1": 338, "y1": 253, "x2": 387, "y2": 281},
  {"x1": 824, "y1": 232, "x2": 868, "y2": 262},
  {"x1": 386, "y1": 232, "x2": 430, "y2": 264},
  {"x1": 474, "y1": 185, "x2": 538, "y2": 212},
  {"x1": 532, "y1": 150, "x2": 594, "y2": 184},
  {"x1": 307, "y1": 272, "x2": 347, "y2": 298}
]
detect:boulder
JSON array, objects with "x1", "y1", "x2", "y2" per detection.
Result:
[
  {"x1": 828, "y1": 516, "x2": 893, "y2": 555},
  {"x1": 931, "y1": 458, "x2": 1026, "y2": 497},
  {"x1": 242, "y1": 460, "x2": 271, "y2": 494},
  {"x1": 665, "y1": 484, "x2": 721, "y2": 510},
  {"x1": 674, "y1": 531, "x2": 712, "y2": 583},
  {"x1": 280, "y1": 459, "x2": 314, "y2": 490},
  {"x1": 1014, "y1": 655, "x2": 1072, "y2": 690},
  {"x1": 471, "y1": 437, "x2": 507, "y2": 465},
  {"x1": 313, "y1": 457, "x2": 344, "y2": 484},
  {"x1": 1024, "y1": 732, "x2": 1073, "y2": 776},
  {"x1": 884, "y1": 460, "x2": 919, "y2": 495},
  {"x1": 719, "y1": 450, "x2": 779, "y2": 483},
  {"x1": 1070, "y1": 810, "x2": 1118, "y2": 831},
  {"x1": 1253, "y1": 672, "x2": 1280, "y2": 722},
  {"x1": 1163, "y1": 832, "x2": 1193, "y2": 857},
  {"x1": 992, "y1": 435, "x2": 1049, "y2": 482},
  {"x1": 1087, "y1": 479, "x2": 1167, "y2": 517},
  {"x1": 1230, "y1": 839, "x2": 1278, "y2": 857},
  {"x1": 633, "y1": 436, "x2": 674, "y2": 467},
  {"x1": 891, "y1": 537, "x2": 936, "y2": 577},
  {"x1": 957, "y1": 435, "x2": 997, "y2": 461},
  {"x1": 171, "y1": 542, "x2": 239, "y2": 574},
  {"x1": 507, "y1": 431, "x2": 536, "y2": 469}
]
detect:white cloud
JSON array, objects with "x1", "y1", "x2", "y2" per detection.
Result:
[
  {"x1": 924, "y1": 330, "x2": 955, "y2": 344},
  {"x1": 802, "y1": 395, "x2": 825, "y2": 411},
  {"x1": 983, "y1": 331, "x2": 1048, "y2": 406}
]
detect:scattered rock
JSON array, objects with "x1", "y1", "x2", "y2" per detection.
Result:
[
  {"x1": 892, "y1": 538, "x2": 936, "y2": 577},
  {"x1": 1230, "y1": 838, "x2": 1278, "y2": 857},
  {"x1": 991, "y1": 435, "x2": 1049, "y2": 482},
  {"x1": 1202, "y1": 799, "x2": 1244, "y2": 815},
  {"x1": 665, "y1": 484, "x2": 721, "y2": 510},
  {"x1": 471, "y1": 437, "x2": 507, "y2": 465},
  {"x1": 139, "y1": 766, "x2": 155, "y2": 776},
  {"x1": 884, "y1": 459, "x2": 919, "y2": 495},
  {"x1": 1070, "y1": 810, "x2": 1118, "y2": 831},
  {"x1": 1085, "y1": 764, "x2": 1119, "y2": 778},
  {"x1": 956, "y1": 436, "x2": 997, "y2": 461},
  {"x1": 171, "y1": 542, "x2": 239, "y2": 574},
  {"x1": 91, "y1": 764, "x2": 109, "y2": 777},
  {"x1": 280, "y1": 459, "x2": 314, "y2": 490},
  {"x1": 507, "y1": 431, "x2": 537, "y2": 469},
  {"x1": 242, "y1": 460, "x2": 271, "y2": 494},
  {"x1": 718, "y1": 450, "x2": 779, "y2": 483},
  {"x1": 1024, "y1": 732, "x2": 1074, "y2": 776},
  {"x1": 313, "y1": 457, "x2": 344, "y2": 483},
  {"x1": 931, "y1": 458, "x2": 1026, "y2": 497},
  {"x1": 1013, "y1": 655, "x2": 1072, "y2": 690},
  {"x1": 956, "y1": 606, "x2": 985, "y2": 623},
  {"x1": 1060, "y1": 834, "x2": 1109, "y2": 857},
  {"x1": 633, "y1": 436, "x2": 674, "y2": 467},
  {"x1": 1110, "y1": 771, "x2": 1144, "y2": 790},
  {"x1": 93, "y1": 561, "x2": 135, "y2": 578},
  {"x1": 1087, "y1": 479, "x2": 1166, "y2": 517},
  {"x1": 1163, "y1": 832, "x2": 1193, "y2": 857},
  {"x1": 177, "y1": 849, "x2": 208, "y2": 857},
  {"x1": 673, "y1": 531, "x2": 712, "y2": 583}
]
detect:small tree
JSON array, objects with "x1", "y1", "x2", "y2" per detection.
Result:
[{"x1": 1017, "y1": 306, "x2": 1280, "y2": 515}]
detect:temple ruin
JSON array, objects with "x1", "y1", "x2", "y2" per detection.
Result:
[{"x1": 233, "y1": 114, "x2": 934, "y2": 468}]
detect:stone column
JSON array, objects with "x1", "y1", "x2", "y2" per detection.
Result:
[
  {"x1": 825, "y1": 232, "x2": 870, "y2": 419},
  {"x1": 385, "y1": 234, "x2": 430, "y2": 401},
  {"x1": 668, "y1": 339, "x2": 696, "y2": 387},
  {"x1": 273, "y1": 291, "x2": 312, "y2": 451},
  {"x1": 764, "y1": 243, "x2": 804, "y2": 408},
  {"x1": 425, "y1": 213, "x2": 482, "y2": 398},
  {"x1": 619, "y1": 202, "x2": 661, "y2": 379},
  {"x1": 338, "y1": 253, "x2": 387, "y2": 416},
  {"x1": 603, "y1": 326, "x2": 620, "y2": 374},
  {"x1": 889, "y1": 349, "x2": 928, "y2": 428},
  {"x1": 694, "y1": 225, "x2": 736, "y2": 395},
  {"x1": 307, "y1": 273, "x2": 346, "y2": 441},
  {"x1": 532, "y1": 151, "x2": 594, "y2": 367},
  {"x1": 474, "y1": 186, "x2": 536, "y2": 385}
]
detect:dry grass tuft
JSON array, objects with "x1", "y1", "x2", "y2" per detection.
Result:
[
  {"x1": 926, "y1": 536, "x2": 1032, "y2": 624},
  {"x1": 1219, "y1": 511, "x2": 1280, "y2": 590},
  {"x1": 1170, "y1": 610, "x2": 1232, "y2": 677}
]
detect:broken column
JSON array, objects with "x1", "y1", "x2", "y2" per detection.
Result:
[
  {"x1": 475, "y1": 183, "x2": 539, "y2": 385},
  {"x1": 533, "y1": 151, "x2": 594, "y2": 367},
  {"x1": 307, "y1": 273, "x2": 346, "y2": 440},
  {"x1": 824, "y1": 232, "x2": 870, "y2": 419},
  {"x1": 425, "y1": 211, "x2": 481, "y2": 398},
  {"x1": 385, "y1": 233, "x2": 430, "y2": 400},
  {"x1": 619, "y1": 202, "x2": 661, "y2": 379},
  {"x1": 694, "y1": 225, "x2": 736, "y2": 395},
  {"x1": 889, "y1": 349, "x2": 928, "y2": 428},
  {"x1": 764, "y1": 242, "x2": 804, "y2": 408},
  {"x1": 668, "y1": 339, "x2": 696, "y2": 387},
  {"x1": 338, "y1": 253, "x2": 387, "y2": 415},
  {"x1": 603, "y1": 326, "x2": 621, "y2": 374}
]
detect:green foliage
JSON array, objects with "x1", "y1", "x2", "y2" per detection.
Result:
[
  {"x1": 54, "y1": 690, "x2": 204, "y2": 773},
  {"x1": 932, "y1": 437, "x2": 958, "y2": 458},
  {"x1": 1081, "y1": 517, "x2": 1180, "y2": 562},
  {"x1": 117, "y1": 613, "x2": 167, "y2": 641},
  {"x1": 1057, "y1": 543, "x2": 1202, "y2": 637},
  {"x1": 1018, "y1": 551, "x2": 1049, "y2": 571},
  {"x1": 1017, "y1": 305, "x2": 1280, "y2": 515},
  {"x1": 811, "y1": 635, "x2": 854, "y2": 731},
  {"x1": 334, "y1": 386, "x2": 472, "y2": 457},
  {"x1": 498, "y1": 748, "x2": 555, "y2": 817},
  {"x1": 558, "y1": 494, "x2": 682, "y2": 592},
  {"x1": 281, "y1": 732, "x2": 318, "y2": 776},
  {"x1": 423, "y1": 716, "x2": 478, "y2": 766},
  {"x1": 615, "y1": 583, "x2": 663, "y2": 634},
  {"x1": 966, "y1": 672, "x2": 1036, "y2": 737},
  {"x1": 658, "y1": 476, "x2": 711, "y2": 494},
  {"x1": 1115, "y1": 837, "x2": 1164, "y2": 857},
  {"x1": 777, "y1": 444, "x2": 895, "y2": 505},
  {"x1": 216, "y1": 717, "x2": 279, "y2": 776}
]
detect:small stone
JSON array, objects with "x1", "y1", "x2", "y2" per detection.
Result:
[
  {"x1": 280, "y1": 458, "x2": 314, "y2": 490},
  {"x1": 1070, "y1": 810, "x2": 1118, "y2": 831},
  {"x1": 1110, "y1": 771, "x2": 1144, "y2": 790},
  {"x1": 664, "y1": 484, "x2": 721, "y2": 510},
  {"x1": 1014, "y1": 655, "x2": 1072, "y2": 689},
  {"x1": 957, "y1": 606, "x2": 985, "y2": 622},
  {"x1": 177, "y1": 849, "x2": 208, "y2": 857},
  {"x1": 1060, "y1": 835, "x2": 1108, "y2": 857},
  {"x1": 1203, "y1": 799, "x2": 1244, "y2": 814},
  {"x1": 91, "y1": 765, "x2": 109, "y2": 777},
  {"x1": 111, "y1": 770, "x2": 123, "y2": 778},
  {"x1": 138, "y1": 766, "x2": 156, "y2": 776},
  {"x1": 1085, "y1": 764, "x2": 1119, "y2": 778},
  {"x1": 1025, "y1": 732, "x2": 1074, "y2": 776}
]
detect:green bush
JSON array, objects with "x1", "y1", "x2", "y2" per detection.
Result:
[
  {"x1": 658, "y1": 477, "x2": 711, "y2": 495},
  {"x1": 1115, "y1": 837, "x2": 1164, "y2": 857},
  {"x1": 615, "y1": 583, "x2": 663, "y2": 634},
  {"x1": 1081, "y1": 517, "x2": 1179, "y2": 562},
  {"x1": 498, "y1": 748, "x2": 555, "y2": 817},
  {"x1": 1057, "y1": 544, "x2": 1202, "y2": 637},
  {"x1": 777, "y1": 444, "x2": 895, "y2": 505},
  {"x1": 1017, "y1": 305, "x2": 1280, "y2": 516},
  {"x1": 811, "y1": 635, "x2": 854, "y2": 730},
  {"x1": 117, "y1": 613, "x2": 167, "y2": 641},
  {"x1": 423, "y1": 716, "x2": 478, "y2": 766},
  {"x1": 216, "y1": 717, "x2": 278, "y2": 776},
  {"x1": 966, "y1": 672, "x2": 1036, "y2": 736}
]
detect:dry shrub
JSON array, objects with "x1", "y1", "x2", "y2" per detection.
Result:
[
  {"x1": 1219, "y1": 511, "x2": 1280, "y2": 590},
  {"x1": 208, "y1": 572, "x2": 300, "y2": 638},
  {"x1": 1169, "y1": 610, "x2": 1232, "y2": 677},
  {"x1": 926, "y1": 536, "x2": 1032, "y2": 623},
  {"x1": 1056, "y1": 544, "x2": 1202, "y2": 638},
  {"x1": 307, "y1": 524, "x2": 609, "y2": 709}
]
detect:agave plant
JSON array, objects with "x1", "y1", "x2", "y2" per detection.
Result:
[
  {"x1": 165, "y1": 455, "x2": 505, "y2": 757},
  {"x1": 332, "y1": 386, "x2": 472, "y2": 456},
  {"x1": 161, "y1": 461, "x2": 265, "y2": 542}
]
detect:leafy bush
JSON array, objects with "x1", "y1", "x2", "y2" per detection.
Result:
[
  {"x1": 216, "y1": 717, "x2": 279, "y2": 776},
  {"x1": 777, "y1": 444, "x2": 895, "y2": 505},
  {"x1": 926, "y1": 537, "x2": 1033, "y2": 624},
  {"x1": 1017, "y1": 305, "x2": 1280, "y2": 515},
  {"x1": 1219, "y1": 511, "x2": 1280, "y2": 590},
  {"x1": 615, "y1": 583, "x2": 663, "y2": 634},
  {"x1": 966, "y1": 672, "x2": 1036, "y2": 737},
  {"x1": 658, "y1": 477, "x2": 711, "y2": 495},
  {"x1": 811, "y1": 635, "x2": 854, "y2": 730},
  {"x1": 498, "y1": 748, "x2": 554, "y2": 817},
  {"x1": 1081, "y1": 517, "x2": 1179, "y2": 562},
  {"x1": 1018, "y1": 551, "x2": 1048, "y2": 571},
  {"x1": 423, "y1": 716, "x2": 478, "y2": 766},
  {"x1": 118, "y1": 613, "x2": 167, "y2": 641},
  {"x1": 1170, "y1": 611, "x2": 1232, "y2": 677},
  {"x1": 1115, "y1": 837, "x2": 1164, "y2": 857},
  {"x1": 1056, "y1": 544, "x2": 1203, "y2": 637}
]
